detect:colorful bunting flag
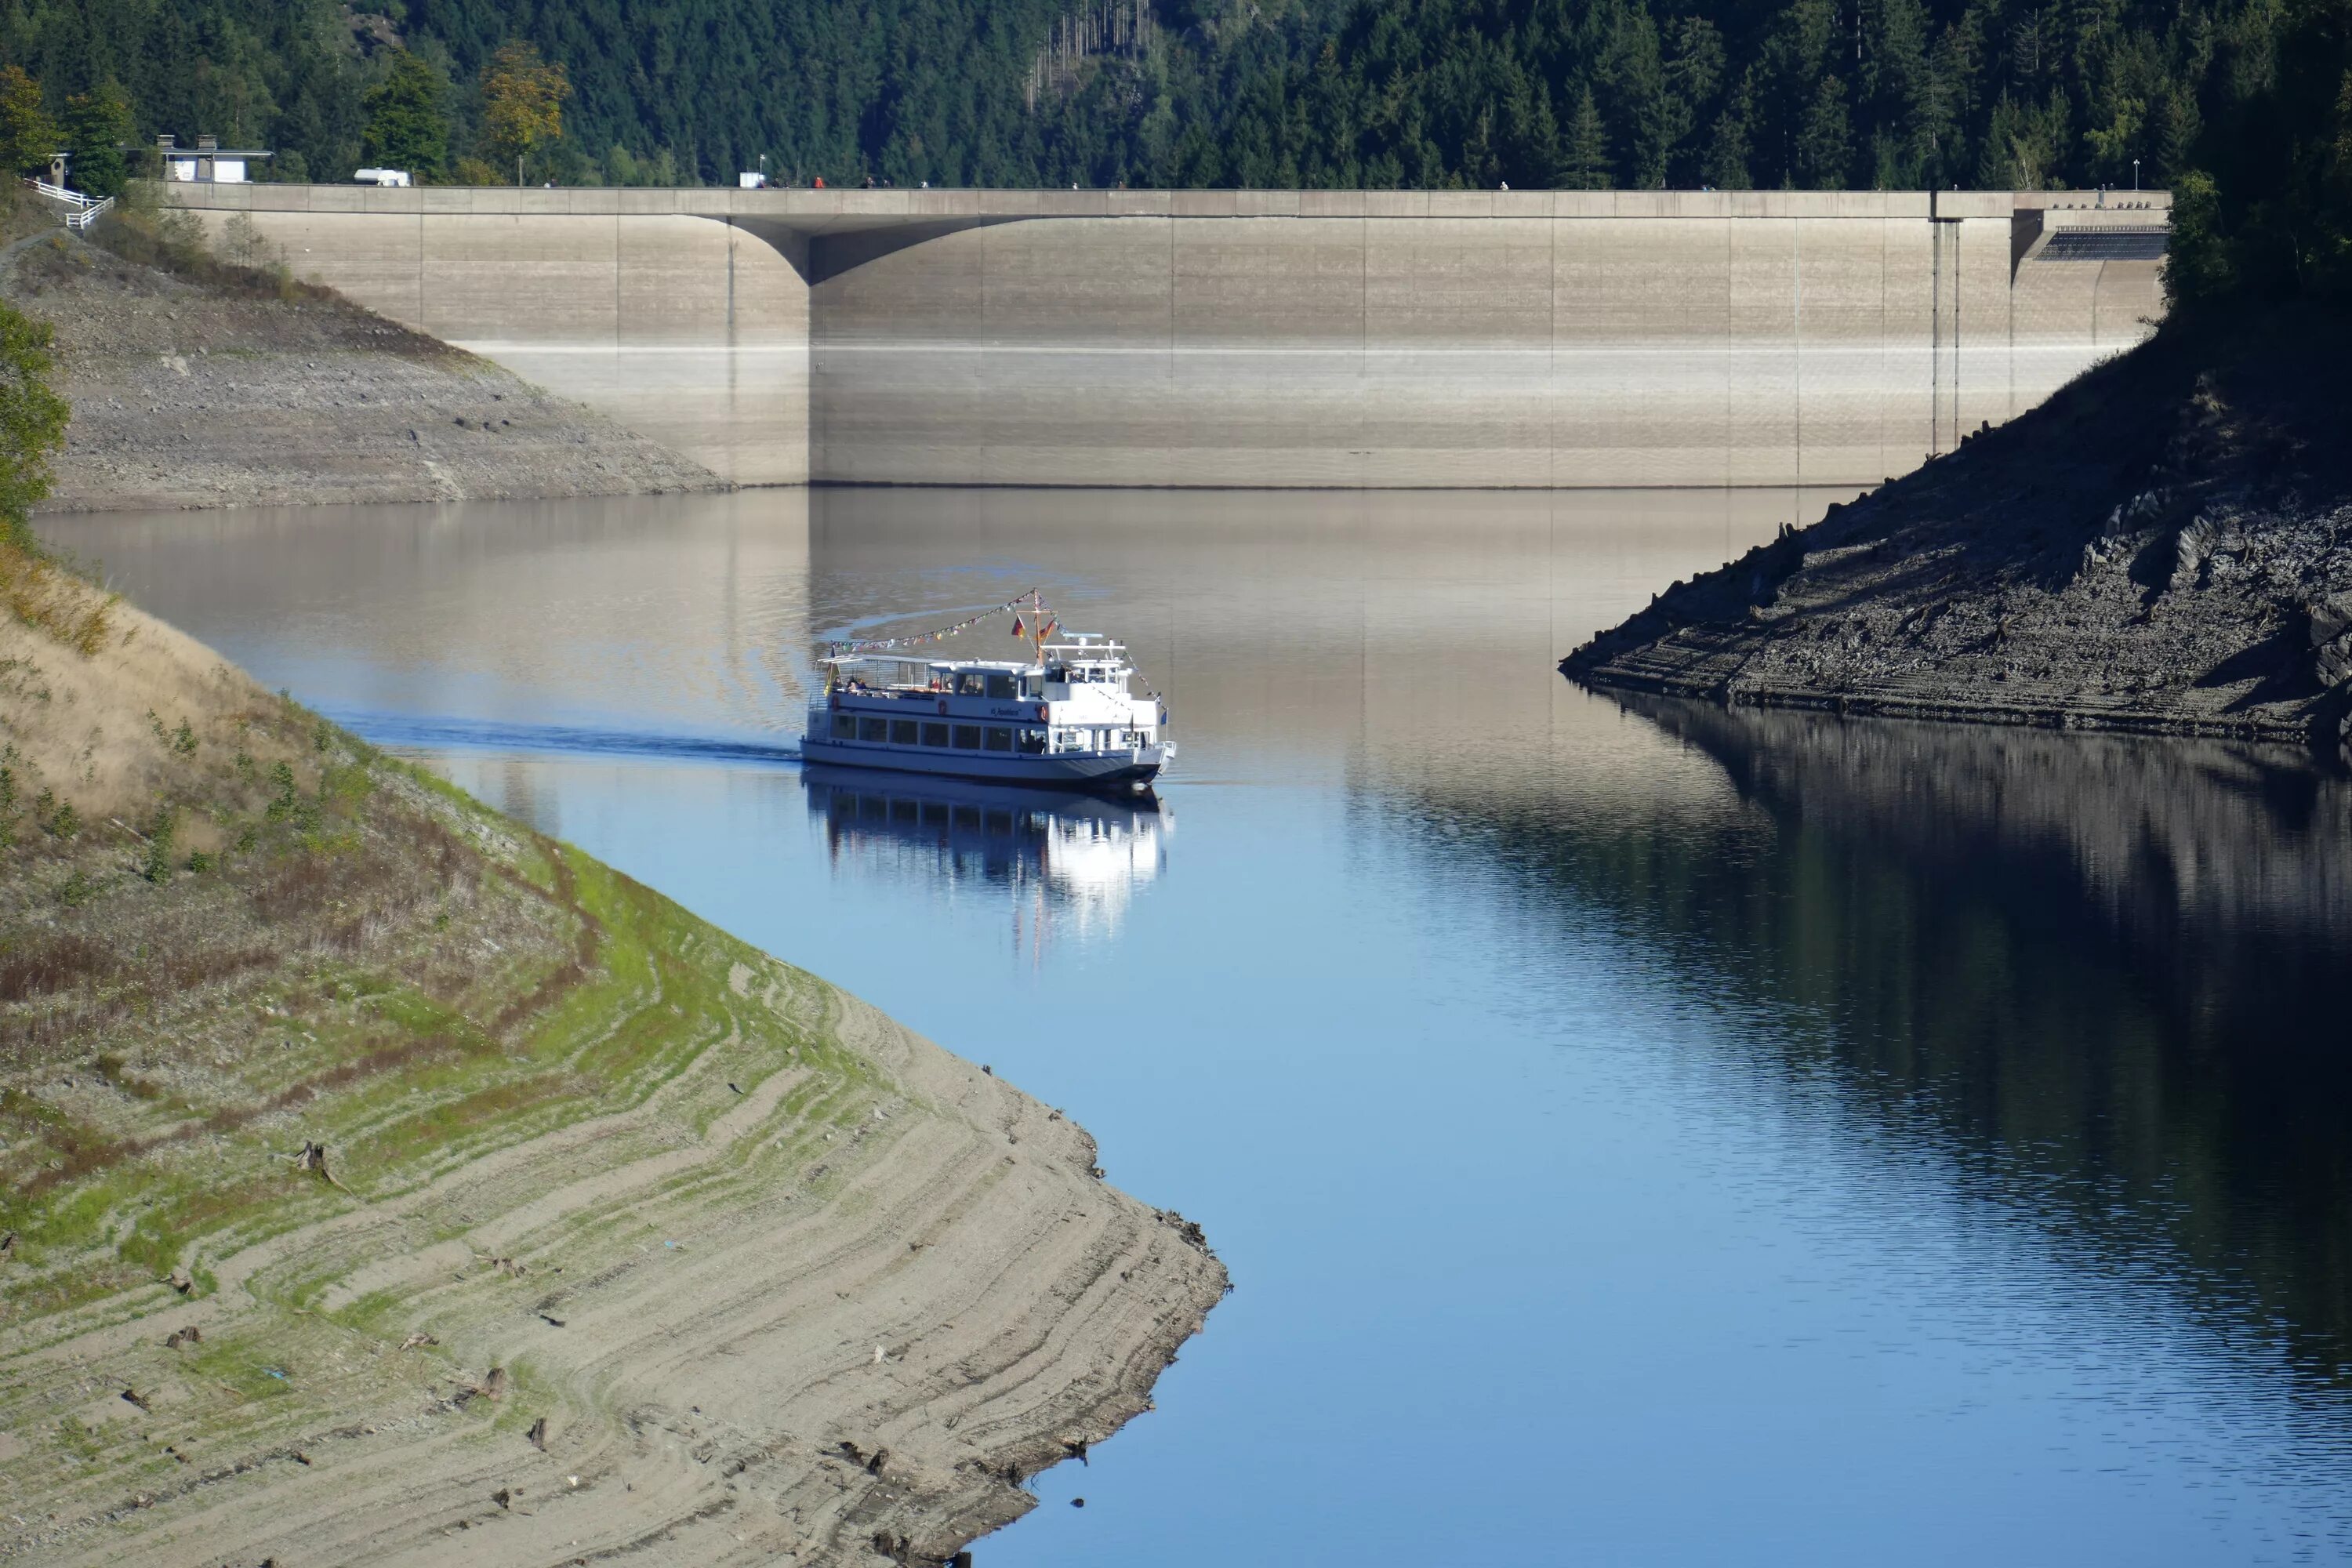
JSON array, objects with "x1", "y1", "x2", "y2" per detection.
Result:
[{"x1": 822, "y1": 588, "x2": 1054, "y2": 658}]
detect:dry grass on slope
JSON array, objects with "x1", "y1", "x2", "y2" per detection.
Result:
[{"x1": 0, "y1": 563, "x2": 1225, "y2": 1566}]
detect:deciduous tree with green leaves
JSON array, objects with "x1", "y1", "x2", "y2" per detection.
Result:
[
  {"x1": 0, "y1": 302, "x2": 72, "y2": 551},
  {"x1": 479, "y1": 42, "x2": 570, "y2": 186},
  {"x1": 0, "y1": 66, "x2": 59, "y2": 180}
]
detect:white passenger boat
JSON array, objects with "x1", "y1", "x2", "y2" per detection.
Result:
[{"x1": 802, "y1": 604, "x2": 1174, "y2": 791}]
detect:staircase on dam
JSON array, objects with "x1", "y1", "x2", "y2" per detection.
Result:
[{"x1": 163, "y1": 185, "x2": 2169, "y2": 490}]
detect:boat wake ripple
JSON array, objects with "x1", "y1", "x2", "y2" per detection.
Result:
[{"x1": 330, "y1": 710, "x2": 803, "y2": 768}]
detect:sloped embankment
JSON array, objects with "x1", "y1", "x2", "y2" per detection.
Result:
[
  {"x1": 0, "y1": 550, "x2": 1222, "y2": 1565},
  {"x1": 1563, "y1": 307, "x2": 2352, "y2": 755},
  {"x1": 0, "y1": 216, "x2": 721, "y2": 513}
]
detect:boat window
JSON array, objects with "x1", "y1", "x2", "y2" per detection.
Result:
[
  {"x1": 953, "y1": 805, "x2": 982, "y2": 830},
  {"x1": 859, "y1": 717, "x2": 889, "y2": 742},
  {"x1": 953, "y1": 724, "x2": 982, "y2": 750},
  {"x1": 831, "y1": 713, "x2": 856, "y2": 739},
  {"x1": 985, "y1": 673, "x2": 1017, "y2": 699},
  {"x1": 890, "y1": 799, "x2": 919, "y2": 823},
  {"x1": 955, "y1": 672, "x2": 985, "y2": 696},
  {"x1": 1017, "y1": 727, "x2": 1047, "y2": 755},
  {"x1": 983, "y1": 726, "x2": 1012, "y2": 752},
  {"x1": 889, "y1": 719, "x2": 918, "y2": 745},
  {"x1": 921, "y1": 722, "x2": 949, "y2": 747},
  {"x1": 1018, "y1": 676, "x2": 1039, "y2": 699}
]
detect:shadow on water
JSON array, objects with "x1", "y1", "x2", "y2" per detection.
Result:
[{"x1": 1450, "y1": 691, "x2": 2352, "y2": 1384}]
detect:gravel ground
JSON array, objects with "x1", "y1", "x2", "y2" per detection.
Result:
[
  {"x1": 4, "y1": 225, "x2": 724, "y2": 513},
  {"x1": 1564, "y1": 303, "x2": 2352, "y2": 757}
]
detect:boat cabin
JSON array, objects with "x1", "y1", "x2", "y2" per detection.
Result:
[{"x1": 811, "y1": 636, "x2": 1169, "y2": 774}]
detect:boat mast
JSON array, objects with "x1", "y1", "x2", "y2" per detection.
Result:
[{"x1": 1024, "y1": 590, "x2": 1057, "y2": 666}]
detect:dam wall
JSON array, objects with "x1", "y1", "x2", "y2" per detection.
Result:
[{"x1": 169, "y1": 186, "x2": 2167, "y2": 489}]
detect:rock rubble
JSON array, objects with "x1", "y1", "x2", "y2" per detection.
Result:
[
  {"x1": 3, "y1": 227, "x2": 723, "y2": 513},
  {"x1": 1564, "y1": 305, "x2": 2352, "y2": 757}
]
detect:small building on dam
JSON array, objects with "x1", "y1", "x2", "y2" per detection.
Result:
[{"x1": 166, "y1": 184, "x2": 2167, "y2": 490}]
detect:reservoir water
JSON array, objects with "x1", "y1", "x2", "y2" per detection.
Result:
[{"x1": 51, "y1": 488, "x2": 2352, "y2": 1565}]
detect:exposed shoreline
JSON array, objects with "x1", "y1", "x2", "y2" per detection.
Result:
[
  {"x1": 2, "y1": 221, "x2": 724, "y2": 515},
  {"x1": 0, "y1": 521, "x2": 1221, "y2": 1564},
  {"x1": 1562, "y1": 305, "x2": 2352, "y2": 760}
]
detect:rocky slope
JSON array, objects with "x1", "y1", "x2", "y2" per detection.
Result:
[
  {"x1": 1563, "y1": 306, "x2": 2352, "y2": 757},
  {"x1": 2, "y1": 216, "x2": 721, "y2": 513},
  {"x1": 0, "y1": 549, "x2": 1223, "y2": 1566}
]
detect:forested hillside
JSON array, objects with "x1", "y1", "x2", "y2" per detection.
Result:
[
  {"x1": 0, "y1": 0, "x2": 1184, "y2": 187},
  {"x1": 1, "y1": 0, "x2": 2347, "y2": 301}
]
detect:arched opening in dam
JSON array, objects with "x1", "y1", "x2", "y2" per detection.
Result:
[{"x1": 167, "y1": 186, "x2": 2167, "y2": 490}]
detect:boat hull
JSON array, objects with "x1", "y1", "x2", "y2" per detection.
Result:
[{"x1": 800, "y1": 736, "x2": 1165, "y2": 791}]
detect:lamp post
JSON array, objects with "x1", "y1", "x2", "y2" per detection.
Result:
[{"x1": 2132, "y1": 158, "x2": 2140, "y2": 192}]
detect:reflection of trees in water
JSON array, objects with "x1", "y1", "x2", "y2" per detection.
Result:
[{"x1": 1436, "y1": 697, "x2": 2352, "y2": 1382}]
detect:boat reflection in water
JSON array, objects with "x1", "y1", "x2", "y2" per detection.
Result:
[{"x1": 802, "y1": 765, "x2": 1171, "y2": 953}]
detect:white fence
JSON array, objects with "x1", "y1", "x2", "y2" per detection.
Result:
[{"x1": 20, "y1": 176, "x2": 114, "y2": 230}]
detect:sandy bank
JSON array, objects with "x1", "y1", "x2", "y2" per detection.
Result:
[
  {"x1": 2, "y1": 219, "x2": 723, "y2": 514},
  {"x1": 0, "y1": 557, "x2": 1224, "y2": 1566},
  {"x1": 1563, "y1": 306, "x2": 2352, "y2": 757}
]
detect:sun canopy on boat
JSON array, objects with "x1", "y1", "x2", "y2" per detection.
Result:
[{"x1": 819, "y1": 654, "x2": 1039, "y2": 672}]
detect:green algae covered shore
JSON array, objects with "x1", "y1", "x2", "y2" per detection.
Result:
[{"x1": 0, "y1": 557, "x2": 1223, "y2": 1566}]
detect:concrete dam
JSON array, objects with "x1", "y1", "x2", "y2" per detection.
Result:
[{"x1": 169, "y1": 185, "x2": 2169, "y2": 489}]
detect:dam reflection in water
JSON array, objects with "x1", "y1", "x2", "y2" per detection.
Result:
[{"x1": 49, "y1": 489, "x2": 2352, "y2": 1565}]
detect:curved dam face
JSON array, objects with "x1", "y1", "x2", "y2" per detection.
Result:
[{"x1": 170, "y1": 186, "x2": 2166, "y2": 488}]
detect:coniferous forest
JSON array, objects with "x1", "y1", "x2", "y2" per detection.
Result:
[{"x1": 1, "y1": 0, "x2": 2349, "y2": 305}]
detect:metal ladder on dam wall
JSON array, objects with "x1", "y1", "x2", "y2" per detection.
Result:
[{"x1": 1929, "y1": 209, "x2": 1962, "y2": 462}]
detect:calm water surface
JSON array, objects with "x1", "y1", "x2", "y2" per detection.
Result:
[{"x1": 51, "y1": 489, "x2": 2352, "y2": 1566}]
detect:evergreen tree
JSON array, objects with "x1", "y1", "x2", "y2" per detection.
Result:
[
  {"x1": 1663, "y1": 19, "x2": 1726, "y2": 185},
  {"x1": 362, "y1": 51, "x2": 452, "y2": 180},
  {"x1": 2153, "y1": 85, "x2": 2201, "y2": 184},
  {"x1": 1795, "y1": 73, "x2": 1854, "y2": 187},
  {"x1": 1704, "y1": 94, "x2": 1755, "y2": 188},
  {"x1": 60, "y1": 82, "x2": 132, "y2": 198},
  {"x1": 1559, "y1": 84, "x2": 1612, "y2": 189}
]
